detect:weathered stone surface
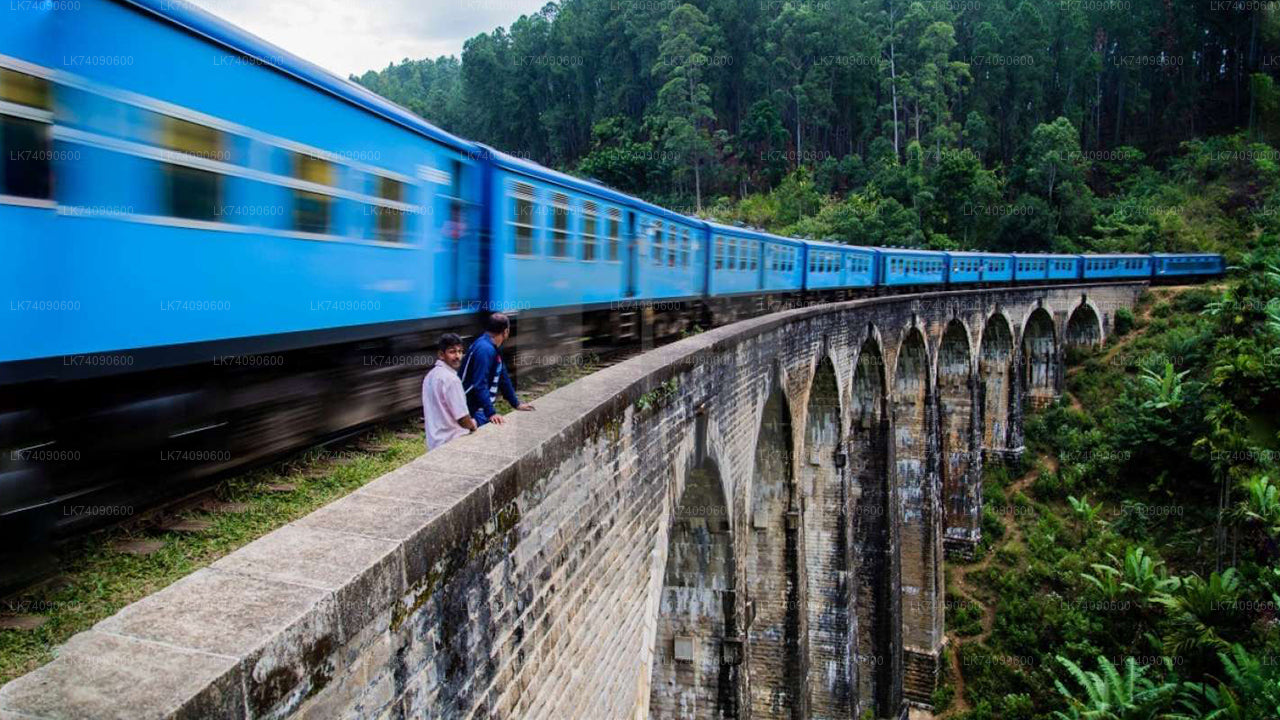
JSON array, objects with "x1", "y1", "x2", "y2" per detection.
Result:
[
  {"x1": 0, "y1": 631, "x2": 244, "y2": 720},
  {"x1": 0, "y1": 284, "x2": 1141, "y2": 720}
]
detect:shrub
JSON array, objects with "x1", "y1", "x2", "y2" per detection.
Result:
[{"x1": 1114, "y1": 307, "x2": 1136, "y2": 336}]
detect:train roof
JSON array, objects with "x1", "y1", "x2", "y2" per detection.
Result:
[
  {"x1": 120, "y1": 0, "x2": 477, "y2": 152},
  {"x1": 481, "y1": 145, "x2": 699, "y2": 227},
  {"x1": 803, "y1": 239, "x2": 879, "y2": 255},
  {"x1": 880, "y1": 247, "x2": 947, "y2": 256},
  {"x1": 703, "y1": 221, "x2": 804, "y2": 245},
  {"x1": 1149, "y1": 252, "x2": 1221, "y2": 257}
]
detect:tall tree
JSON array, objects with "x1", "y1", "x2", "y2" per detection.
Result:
[{"x1": 651, "y1": 4, "x2": 722, "y2": 211}]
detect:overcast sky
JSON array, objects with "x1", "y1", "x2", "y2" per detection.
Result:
[{"x1": 188, "y1": 0, "x2": 551, "y2": 77}]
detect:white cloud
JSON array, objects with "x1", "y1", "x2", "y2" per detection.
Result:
[{"x1": 187, "y1": 0, "x2": 551, "y2": 77}]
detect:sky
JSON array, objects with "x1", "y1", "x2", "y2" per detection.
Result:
[{"x1": 187, "y1": 0, "x2": 552, "y2": 77}]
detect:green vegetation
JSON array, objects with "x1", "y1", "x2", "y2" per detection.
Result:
[
  {"x1": 356, "y1": 0, "x2": 1280, "y2": 258},
  {"x1": 944, "y1": 244, "x2": 1280, "y2": 718}
]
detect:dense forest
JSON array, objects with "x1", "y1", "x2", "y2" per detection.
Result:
[
  {"x1": 351, "y1": 2, "x2": 1280, "y2": 718},
  {"x1": 354, "y1": 0, "x2": 1280, "y2": 257}
]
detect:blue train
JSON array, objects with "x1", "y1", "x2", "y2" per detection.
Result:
[{"x1": 0, "y1": 0, "x2": 1224, "y2": 585}]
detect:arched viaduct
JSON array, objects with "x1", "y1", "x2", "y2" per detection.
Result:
[{"x1": 0, "y1": 284, "x2": 1138, "y2": 720}]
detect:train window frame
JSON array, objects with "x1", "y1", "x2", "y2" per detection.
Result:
[
  {"x1": 715, "y1": 236, "x2": 724, "y2": 270},
  {"x1": 607, "y1": 209, "x2": 621, "y2": 261},
  {"x1": 651, "y1": 221, "x2": 663, "y2": 265},
  {"x1": 582, "y1": 200, "x2": 598, "y2": 262},
  {"x1": 682, "y1": 230, "x2": 691, "y2": 268},
  {"x1": 0, "y1": 68, "x2": 54, "y2": 202},
  {"x1": 666, "y1": 227, "x2": 677, "y2": 268},
  {"x1": 509, "y1": 182, "x2": 536, "y2": 255},
  {"x1": 550, "y1": 192, "x2": 571, "y2": 258},
  {"x1": 373, "y1": 175, "x2": 406, "y2": 243},
  {"x1": 158, "y1": 115, "x2": 229, "y2": 223}
]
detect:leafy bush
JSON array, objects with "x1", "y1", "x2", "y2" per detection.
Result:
[{"x1": 1114, "y1": 307, "x2": 1136, "y2": 336}]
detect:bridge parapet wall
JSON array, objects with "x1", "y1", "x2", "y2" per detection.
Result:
[{"x1": 0, "y1": 284, "x2": 1144, "y2": 720}]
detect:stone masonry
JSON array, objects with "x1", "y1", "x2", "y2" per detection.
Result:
[{"x1": 0, "y1": 284, "x2": 1142, "y2": 720}]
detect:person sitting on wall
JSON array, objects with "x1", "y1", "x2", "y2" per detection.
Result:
[
  {"x1": 422, "y1": 333, "x2": 476, "y2": 450},
  {"x1": 460, "y1": 313, "x2": 535, "y2": 426}
]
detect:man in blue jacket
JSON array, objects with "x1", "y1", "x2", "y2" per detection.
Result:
[{"x1": 460, "y1": 313, "x2": 535, "y2": 426}]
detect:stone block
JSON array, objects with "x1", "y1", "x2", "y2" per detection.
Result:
[
  {"x1": 93, "y1": 568, "x2": 340, "y2": 719},
  {"x1": 0, "y1": 631, "x2": 245, "y2": 720},
  {"x1": 212, "y1": 525, "x2": 404, "y2": 640}
]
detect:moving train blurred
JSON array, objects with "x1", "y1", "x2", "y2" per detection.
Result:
[{"x1": 0, "y1": 0, "x2": 1224, "y2": 589}]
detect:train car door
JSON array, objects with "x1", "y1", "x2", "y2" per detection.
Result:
[
  {"x1": 445, "y1": 158, "x2": 481, "y2": 310},
  {"x1": 626, "y1": 211, "x2": 638, "y2": 297}
]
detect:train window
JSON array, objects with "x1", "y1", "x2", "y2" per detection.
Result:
[
  {"x1": 510, "y1": 182, "x2": 535, "y2": 255},
  {"x1": 682, "y1": 231, "x2": 691, "y2": 267},
  {"x1": 651, "y1": 221, "x2": 663, "y2": 264},
  {"x1": 751, "y1": 242, "x2": 758, "y2": 270},
  {"x1": 289, "y1": 151, "x2": 336, "y2": 233},
  {"x1": 582, "y1": 201, "x2": 598, "y2": 261},
  {"x1": 551, "y1": 192, "x2": 571, "y2": 257},
  {"x1": 715, "y1": 236, "x2": 724, "y2": 269},
  {"x1": 666, "y1": 228, "x2": 677, "y2": 267},
  {"x1": 374, "y1": 176, "x2": 406, "y2": 243},
  {"x1": 0, "y1": 68, "x2": 53, "y2": 200},
  {"x1": 607, "y1": 210, "x2": 620, "y2": 260},
  {"x1": 158, "y1": 116, "x2": 226, "y2": 221},
  {"x1": 728, "y1": 238, "x2": 737, "y2": 270}
]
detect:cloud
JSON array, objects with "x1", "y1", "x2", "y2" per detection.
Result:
[{"x1": 188, "y1": 0, "x2": 550, "y2": 77}]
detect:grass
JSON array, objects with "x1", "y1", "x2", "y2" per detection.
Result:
[{"x1": 0, "y1": 353, "x2": 612, "y2": 686}]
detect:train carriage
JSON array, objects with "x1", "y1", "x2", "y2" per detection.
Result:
[
  {"x1": 980, "y1": 254, "x2": 1014, "y2": 283},
  {"x1": 1046, "y1": 254, "x2": 1082, "y2": 281},
  {"x1": 762, "y1": 234, "x2": 806, "y2": 293},
  {"x1": 881, "y1": 248, "x2": 947, "y2": 287},
  {"x1": 1012, "y1": 254, "x2": 1050, "y2": 282},
  {"x1": 634, "y1": 207, "x2": 705, "y2": 302},
  {"x1": 484, "y1": 147, "x2": 635, "y2": 312},
  {"x1": 804, "y1": 239, "x2": 851, "y2": 291},
  {"x1": 1152, "y1": 253, "x2": 1225, "y2": 279},
  {"x1": 4, "y1": 0, "x2": 485, "y2": 371},
  {"x1": 945, "y1": 251, "x2": 986, "y2": 285},
  {"x1": 707, "y1": 222, "x2": 770, "y2": 297},
  {"x1": 841, "y1": 246, "x2": 879, "y2": 288},
  {"x1": 1083, "y1": 253, "x2": 1152, "y2": 280}
]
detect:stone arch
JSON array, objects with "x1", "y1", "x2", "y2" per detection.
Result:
[
  {"x1": 801, "y1": 357, "x2": 853, "y2": 716},
  {"x1": 1066, "y1": 300, "x2": 1103, "y2": 348},
  {"x1": 848, "y1": 335, "x2": 899, "y2": 718},
  {"x1": 650, "y1": 455, "x2": 738, "y2": 718},
  {"x1": 892, "y1": 328, "x2": 943, "y2": 704},
  {"x1": 1022, "y1": 308, "x2": 1060, "y2": 410},
  {"x1": 746, "y1": 383, "x2": 805, "y2": 717},
  {"x1": 977, "y1": 313, "x2": 1014, "y2": 458},
  {"x1": 936, "y1": 320, "x2": 980, "y2": 555}
]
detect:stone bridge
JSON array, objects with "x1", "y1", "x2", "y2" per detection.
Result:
[{"x1": 0, "y1": 283, "x2": 1143, "y2": 720}]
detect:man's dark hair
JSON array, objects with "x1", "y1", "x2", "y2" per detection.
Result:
[
  {"x1": 437, "y1": 333, "x2": 463, "y2": 354},
  {"x1": 485, "y1": 313, "x2": 511, "y2": 335}
]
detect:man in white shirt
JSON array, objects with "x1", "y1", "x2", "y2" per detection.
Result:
[{"x1": 422, "y1": 333, "x2": 476, "y2": 450}]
